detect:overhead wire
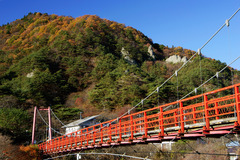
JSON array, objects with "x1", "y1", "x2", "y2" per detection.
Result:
[
  {"x1": 225, "y1": 134, "x2": 240, "y2": 146},
  {"x1": 44, "y1": 152, "x2": 152, "y2": 160},
  {"x1": 44, "y1": 150, "x2": 240, "y2": 160},
  {"x1": 182, "y1": 140, "x2": 201, "y2": 155},
  {"x1": 153, "y1": 151, "x2": 238, "y2": 157}
]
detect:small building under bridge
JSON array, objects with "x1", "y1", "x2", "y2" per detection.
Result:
[{"x1": 62, "y1": 115, "x2": 99, "y2": 134}]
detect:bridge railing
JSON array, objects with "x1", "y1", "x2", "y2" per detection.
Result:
[{"x1": 39, "y1": 83, "x2": 240, "y2": 154}]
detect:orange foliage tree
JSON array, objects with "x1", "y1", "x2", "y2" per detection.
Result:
[{"x1": 20, "y1": 144, "x2": 41, "y2": 159}]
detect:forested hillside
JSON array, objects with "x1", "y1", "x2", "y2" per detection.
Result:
[{"x1": 0, "y1": 12, "x2": 239, "y2": 150}]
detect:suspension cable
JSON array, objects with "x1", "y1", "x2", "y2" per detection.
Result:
[
  {"x1": 160, "y1": 55, "x2": 240, "y2": 112},
  {"x1": 181, "y1": 55, "x2": 240, "y2": 100},
  {"x1": 36, "y1": 108, "x2": 65, "y2": 136},
  {"x1": 71, "y1": 51, "x2": 239, "y2": 137},
  {"x1": 114, "y1": 7, "x2": 240, "y2": 122},
  {"x1": 45, "y1": 54, "x2": 240, "y2": 139},
  {"x1": 40, "y1": 7, "x2": 240, "y2": 143},
  {"x1": 200, "y1": 8, "x2": 240, "y2": 50},
  {"x1": 176, "y1": 70, "x2": 179, "y2": 101},
  {"x1": 50, "y1": 108, "x2": 65, "y2": 126}
]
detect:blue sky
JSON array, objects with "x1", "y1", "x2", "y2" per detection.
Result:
[{"x1": 0, "y1": 0, "x2": 239, "y2": 69}]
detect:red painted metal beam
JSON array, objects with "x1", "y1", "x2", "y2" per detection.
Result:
[
  {"x1": 235, "y1": 86, "x2": 240, "y2": 124},
  {"x1": 31, "y1": 106, "x2": 37, "y2": 144},
  {"x1": 48, "y1": 106, "x2": 52, "y2": 141},
  {"x1": 38, "y1": 83, "x2": 240, "y2": 155}
]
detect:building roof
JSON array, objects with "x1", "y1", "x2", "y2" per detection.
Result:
[
  {"x1": 226, "y1": 141, "x2": 240, "y2": 147},
  {"x1": 62, "y1": 115, "x2": 99, "y2": 128}
]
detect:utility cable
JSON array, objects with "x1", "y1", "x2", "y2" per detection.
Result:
[
  {"x1": 44, "y1": 150, "x2": 240, "y2": 158},
  {"x1": 44, "y1": 152, "x2": 152, "y2": 160},
  {"x1": 152, "y1": 151, "x2": 237, "y2": 157},
  {"x1": 223, "y1": 131, "x2": 240, "y2": 146},
  {"x1": 129, "y1": 145, "x2": 138, "y2": 153},
  {"x1": 225, "y1": 135, "x2": 240, "y2": 146},
  {"x1": 46, "y1": 151, "x2": 240, "y2": 158},
  {"x1": 151, "y1": 143, "x2": 160, "y2": 152},
  {"x1": 182, "y1": 140, "x2": 201, "y2": 154}
]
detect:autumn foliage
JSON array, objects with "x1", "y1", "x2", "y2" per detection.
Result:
[
  {"x1": 20, "y1": 145, "x2": 40, "y2": 159},
  {"x1": 0, "y1": 11, "x2": 239, "y2": 160}
]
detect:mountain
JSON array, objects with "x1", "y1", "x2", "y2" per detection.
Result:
[
  {"x1": 0, "y1": 12, "x2": 240, "y2": 159},
  {"x1": 0, "y1": 12, "x2": 239, "y2": 142}
]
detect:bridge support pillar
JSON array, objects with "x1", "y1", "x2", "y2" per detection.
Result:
[
  {"x1": 235, "y1": 86, "x2": 240, "y2": 124},
  {"x1": 48, "y1": 106, "x2": 52, "y2": 140},
  {"x1": 118, "y1": 118, "x2": 122, "y2": 142},
  {"x1": 130, "y1": 115, "x2": 134, "y2": 140},
  {"x1": 108, "y1": 123, "x2": 112, "y2": 143},
  {"x1": 204, "y1": 95, "x2": 210, "y2": 130},
  {"x1": 144, "y1": 112, "x2": 148, "y2": 138},
  {"x1": 31, "y1": 106, "x2": 37, "y2": 144},
  {"x1": 179, "y1": 101, "x2": 184, "y2": 133},
  {"x1": 100, "y1": 124, "x2": 103, "y2": 144},
  {"x1": 159, "y1": 107, "x2": 164, "y2": 137}
]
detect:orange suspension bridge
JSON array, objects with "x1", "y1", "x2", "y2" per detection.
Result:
[
  {"x1": 34, "y1": 8, "x2": 240, "y2": 159},
  {"x1": 38, "y1": 83, "x2": 240, "y2": 155}
]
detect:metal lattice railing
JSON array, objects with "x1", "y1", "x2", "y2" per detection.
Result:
[{"x1": 39, "y1": 83, "x2": 240, "y2": 154}]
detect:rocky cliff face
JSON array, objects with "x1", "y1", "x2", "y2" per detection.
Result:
[
  {"x1": 148, "y1": 45, "x2": 156, "y2": 60},
  {"x1": 166, "y1": 55, "x2": 187, "y2": 63},
  {"x1": 121, "y1": 47, "x2": 136, "y2": 64}
]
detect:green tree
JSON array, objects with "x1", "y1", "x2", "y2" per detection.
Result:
[
  {"x1": 0, "y1": 108, "x2": 30, "y2": 140},
  {"x1": 91, "y1": 53, "x2": 117, "y2": 81}
]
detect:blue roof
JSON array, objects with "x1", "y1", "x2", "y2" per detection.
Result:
[
  {"x1": 226, "y1": 141, "x2": 240, "y2": 147},
  {"x1": 62, "y1": 115, "x2": 99, "y2": 128}
]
